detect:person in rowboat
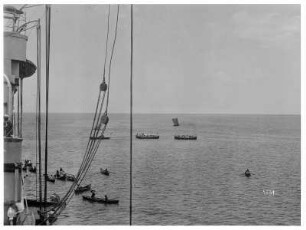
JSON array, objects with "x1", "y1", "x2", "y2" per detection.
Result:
[
  {"x1": 245, "y1": 169, "x2": 251, "y2": 177},
  {"x1": 91, "y1": 190, "x2": 96, "y2": 198}
]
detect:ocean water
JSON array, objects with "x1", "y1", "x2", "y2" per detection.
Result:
[{"x1": 22, "y1": 113, "x2": 301, "y2": 225}]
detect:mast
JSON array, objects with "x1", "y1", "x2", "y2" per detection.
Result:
[
  {"x1": 36, "y1": 18, "x2": 43, "y2": 214},
  {"x1": 44, "y1": 4, "x2": 51, "y2": 209},
  {"x1": 130, "y1": 4, "x2": 134, "y2": 226}
]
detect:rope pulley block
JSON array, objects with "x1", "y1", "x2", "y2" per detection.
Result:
[
  {"x1": 100, "y1": 82, "x2": 107, "y2": 91},
  {"x1": 101, "y1": 113, "x2": 109, "y2": 125}
]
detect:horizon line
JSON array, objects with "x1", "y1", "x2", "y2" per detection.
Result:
[{"x1": 22, "y1": 112, "x2": 301, "y2": 115}]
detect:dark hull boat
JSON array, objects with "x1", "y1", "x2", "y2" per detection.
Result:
[
  {"x1": 136, "y1": 133, "x2": 159, "y2": 139},
  {"x1": 29, "y1": 166, "x2": 37, "y2": 173},
  {"x1": 82, "y1": 195, "x2": 119, "y2": 204},
  {"x1": 172, "y1": 118, "x2": 179, "y2": 126},
  {"x1": 245, "y1": 172, "x2": 251, "y2": 177},
  {"x1": 100, "y1": 168, "x2": 110, "y2": 176},
  {"x1": 55, "y1": 174, "x2": 66, "y2": 181},
  {"x1": 66, "y1": 174, "x2": 76, "y2": 182},
  {"x1": 90, "y1": 135, "x2": 110, "y2": 140},
  {"x1": 25, "y1": 199, "x2": 57, "y2": 208},
  {"x1": 174, "y1": 135, "x2": 197, "y2": 140},
  {"x1": 75, "y1": 184, "x2": 91, "y2": 194},
  {"x1": 46, "y1": 175, "x2": 55, "y2": 183}
]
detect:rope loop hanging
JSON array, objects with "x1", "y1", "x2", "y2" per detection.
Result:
[{"x1": 38, "y1": 5, "x2": 120, "y2": 224}]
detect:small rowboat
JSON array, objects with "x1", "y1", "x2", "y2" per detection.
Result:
[
  {"x1": 66, "y1": 174, "x2": 76, "y2": 182},
  {"x1": 100, "y1": 168, "x2": 109, "y2": 176},
  {"x1": 82, "y1": 195, "x2": 119, "y2": 204},
  {"x1": 46, "y1": 174, "x2": 55, "y2": 183},
  {"x1": 75, "y1": 184, "x2": 91, "y2": 194},
  {"x1": 29, "y1": 166, "x2": 37, "y2": 173},
  {"x1": 174, "y1": 135, "x2": 197, "y2": 140},
  {"x1": 24, "y1": 159, "x2": 33, "y2": 167},
  {"x1": 90, "y1": 135, "x2": 110, "y2": 140},
  {"x1": 136, "y1": 133, "x2": 159, "y2": 139},
  {"x1": 55, "y1": 174, "x2": 66, "y2": 181}
]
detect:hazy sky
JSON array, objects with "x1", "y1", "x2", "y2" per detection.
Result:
[{"x1": 19, "y1": 4, "x2": 300, "y2": 114}]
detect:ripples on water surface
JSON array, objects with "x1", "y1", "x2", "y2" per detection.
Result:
[{"x1": 22, "y1": 114, "x2": 300, "y2": 225}]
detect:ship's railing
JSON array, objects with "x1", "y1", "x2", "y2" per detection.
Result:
[{"x1": 3, "y1": 5, "x2": 27, "y2": 34}]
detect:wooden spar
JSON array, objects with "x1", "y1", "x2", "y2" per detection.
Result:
[
  {"x1": 36, "y1": 18, "x2": 43, "y2": 214},
  {"x1": 44, "y1": 4, "x2": 51, "y2": 210},
  {"x1": 130, "y1": 4, "x2": 133, "y2": 226}
]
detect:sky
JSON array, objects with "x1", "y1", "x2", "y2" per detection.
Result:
[{"x1": 7, "y1": 4, "x2": 301, "y2": 114}]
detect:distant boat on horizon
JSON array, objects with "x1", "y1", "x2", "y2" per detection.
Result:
[
  {"x1": 174, "y1": 135, "x2": 197, "y2": 140},
  {"x1": 136, "y1": 133, "x2": 159, "y2": 139},
  {"x1": 172, "y1": 118, "x2": 179, "y2": 126}
]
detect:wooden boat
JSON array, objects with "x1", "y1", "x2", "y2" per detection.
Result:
[
  {"x1": 245, "y1": 170, "x2": 251, "y2": 177},
  {"x1": 90, "y1": 135, "x2": 110, "y2": 140},
  {"x1": 29, "y1": 166, "x2": 37, "y2": 173},
  {"x1": 55, "y1": 174, "x2": 66, "y2": 181},
  {"x1": 100, "y1": 168, "x2": 109, "y2": 176},
  {"x1": 46, "y1": 175, "x2": 55, "y2": 183},
  {"x1": 82, "y1": 195, "x2": 119, "y2": 204},
  {"x1": 136, "y1": 133, "x2": 159, "y2": 139},
  {"x1": 75, "y1": 184, "x2": 91, "y2": 194},
  {"x1": 174, "y1": 135, "x2": 197, "y2": 140},
  {"x1": 245, "y1": 172, "x2": 251, "y2": 177},
  {"x1": 24, "y1": 159, "x2": 33, "y2": 167},
  {"x1": 25, "y1": 199, "x2": 57, "y2": 208},
  {"x1": 172, "y1": 118, "x2": 179, "y2": 126},
  {"x1": 66, "y1": 174, "x2": 76, "y2": 182}
]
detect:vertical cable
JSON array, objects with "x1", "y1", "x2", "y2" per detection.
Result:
[
  {"x1": 36, "y1": 18, "x2": 42, "y2": 214},
  {"x1": 19, "y1": 78, "x2": 23, "y2": 138},
  {"x1": 130, "y1": 4, "x2": 133, "y2": 226},
  {"x1": 17, "y1": 79, "x2": 20, "y2": 137},
  {"x1": 44, "y1": 4, "x2": 51, "y2": 210}
]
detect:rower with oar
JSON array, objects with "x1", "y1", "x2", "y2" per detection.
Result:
[{"x1": 244, "y1": 169, "x2": 255, "y2": 177}]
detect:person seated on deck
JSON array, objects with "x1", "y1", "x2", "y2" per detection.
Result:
[
  {"x1": 91, "y1": 190, "x2": 96, "y2": 198},
  {"x1": 4, "y1": 114, "x2": 13, "y2": 137},
  {"x1": 245, "y1": 169, "x2": 251, "y2": 176},
  {"x1": 105, "y1": 195, "x2": 108, "y2": 201}
]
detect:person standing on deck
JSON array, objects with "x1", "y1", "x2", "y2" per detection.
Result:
[{"x1": 4, "y1": 114, "x2": 13, "y2": 137}]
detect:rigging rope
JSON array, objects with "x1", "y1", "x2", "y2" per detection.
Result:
[
  {"x1": 105, "y1": 5, "x2": 120, "y2": 111},
  {"x1": 38, "y1": 5, "x2": 120, "y2": 224}
]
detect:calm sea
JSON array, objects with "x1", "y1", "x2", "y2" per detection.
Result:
[{"x1": 22, "y1": 113, "x2": 300, "y2": 225}]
